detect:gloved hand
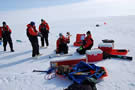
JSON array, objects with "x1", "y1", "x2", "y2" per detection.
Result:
[
  {"x1": 8, "y1": 31, "x2": 11, "y2": 35},
  {"x1": 47, "y1": 30, "x2": 49, "y2": 33},
  {"x1": 79, "y1": 46, "x2": 83, "y2": 50},
  {"x1": 66, "y1": 32, "x2": 70, "y2": 36},
  {"x1": 37, "y1": 32, "x2": 43, "y2": 37},
  {"x1": 0, "y1": 37, "x2": 2, "y2": 41}
]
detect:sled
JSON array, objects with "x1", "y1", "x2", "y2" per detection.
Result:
[{"x1": 50, "y1": 58, "x2": 86, "y2": 68}]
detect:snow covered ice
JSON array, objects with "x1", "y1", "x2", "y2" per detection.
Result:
[{"x1": 0, "y1": 0, "x2": 135, "y2": 90}]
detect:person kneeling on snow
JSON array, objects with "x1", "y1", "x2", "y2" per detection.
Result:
[
  {"x1": 56, "y1": 33, "x2": 69, "y2": 54},
  {"x1": 77, "y1": 31, "x2": 94, "y2": 54}
]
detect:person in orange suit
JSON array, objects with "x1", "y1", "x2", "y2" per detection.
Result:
[
  {"x1": 56, "y1": 33, "x2": 69, "y2": 54},
  {"x1": 77, "y1": 31, "x2": 94, "y2": 54},
  {"x1": 26, "y1": 21, "x2": 41, "y2": 57},
  {"x1": 1, "y1": 22, "x2": 14, "y2": 52},
  {"x1": 39, "y1": 19, "x2": 50, "y2": 48}
]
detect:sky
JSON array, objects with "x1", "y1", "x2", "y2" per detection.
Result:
[
  {"x1": 0, "y1": 0, "x2": 86, "y2": 11},
  {"x1": 1, "y1": 0, "x2": 135, "y2": 25}
]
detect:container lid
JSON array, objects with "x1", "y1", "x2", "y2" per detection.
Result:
[
  {"x1": 86, "y1": 49, "x2": 103, "y2": 55},
  {"x1": 98, "y1": 42, "x2": 113, "y2": 48}
]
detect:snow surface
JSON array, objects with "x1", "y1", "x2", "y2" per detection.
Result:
[
  {"x1": 98, "y1": 43, "x2": 113, "y2": 48},
  {"x1": 86, "y1": 49, "x2": 103, "y2": 55},
  {"x1": 0, "y1": 0, "x2": 135, "y2": 90}
]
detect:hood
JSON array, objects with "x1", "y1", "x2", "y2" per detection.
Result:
[
  {"x1": 42, "y1": 21, "x2": 47, "y2": 24},
  {"x1": 27, "y1": 24, "x2": 32, "y2": 28}
]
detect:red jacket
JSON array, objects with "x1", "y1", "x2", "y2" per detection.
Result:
[
  {"x1": 0, "y1": 27, "x2": 2, "y2": 38},
  {"x1": 2, "y1": 25, "x2": 12, "y2": 32},
  {"x1": 83, "y1": 35, "x2": 93, "y2": 48},
  {"x1": 65, "y1": 34, "x2": 71, "y2": 43},
  {"x1": 27, "y1": 24, "x2": 38, "y2": 36},
  {"x1": 39, "y1": 21, "x2": 50, "y2": 32},
  {"x1": 56, "y1": 35, "x2": 68, "y2": 49}
]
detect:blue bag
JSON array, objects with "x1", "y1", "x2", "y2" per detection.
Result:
[{"x1": 68, "y1": 61, "x2": 105, "y2": 84}]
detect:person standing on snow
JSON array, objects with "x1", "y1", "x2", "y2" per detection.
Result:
[
  {"x1": 77, "y1": 31, "x2": 94, "y2": 54},
  {"x1": 0, "y1": 27, "x2": 2, "y2": 46},
  {"x1": 39, "y1": 19, "x2": 50, "y2": 48},
  {"x1": 1, "y1": 22, "x2": 14, "y2": 52},
  {"x1": 56, "y1": 33, "x2": 69, "y2": 54},
  {"x1": 26, "y1": 21, "x2": 41, "y2": 58},
  {"x1": 66, "y1": 32, "x2": 71, "y2": 44},
  {"x1": 0, "y1": 26, "x2": 2, "y2": 41}
]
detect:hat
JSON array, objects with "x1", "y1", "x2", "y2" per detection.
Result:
[
  {"x1": 59, "y1": 33, "x2": 63, "y2": 37},
  {"x1": 30, "y1": 21, "x2": 35, "y2": 26},
  {"x1": 2, "y1": 21, "x2": 6, "y2": 25},
  {"x1": 41, "y1": 19, "x2": 44, "y2": 22},
  {"x1": 86, "y1": 31, "x2": 91, "y2": 34},
  {"x1": 66, "y1": 32, "x2": 70, "y2": 35}
]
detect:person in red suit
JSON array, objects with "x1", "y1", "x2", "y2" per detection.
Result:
[
  {"x1": 39, "y1": 19, "x2": 50, "y2": 48},
  {"x1": 26, "y1": 21, "x2": 41, "y2": 57},
  {"x1": 77, "y1": 31, "x2": 94, "y2": 54},
  {"x1": 0, "y1": 27, "x2": 2, "y2": 46},
  {"x1": 65, "y1": 32, "x2": 71, "y2": 44},
  {"x1": 1, "y1": 22, "x2": 14, "y2": 52},
  {"x1": 56, "y1": 33, "x2": 69, "y2": 54}
]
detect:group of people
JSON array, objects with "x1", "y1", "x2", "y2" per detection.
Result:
[
  {"x1": 56, "y1": 31, "x2": 94, "y2": 55},
  {"x1": 0, "y1": 19, "x2": 94, "y2": 58},
  {"x1": 26, "y1": 19, "x2": 50, "y2": 57}
]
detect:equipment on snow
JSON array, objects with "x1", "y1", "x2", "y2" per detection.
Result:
[
  {"x1": 33, "y1": 67, "x2": 56, "y2": 80},
  {"x1": 86, "y1": 49, "x2": 103, "y2": 62},
  {"x1": 56, "y1": 65, "x2": 72, "y2": 75},
  {"x1": 102, "y1": 39, "x2": 114, "y2": 43},
  {"x1": 50, "y1": 58, "x2": 86, "y2": 68},
  {"x1": 45, "y1": 72, "x2": 56, "y2": 80},
  {"x1": 110, "y1": 55, "x2": 132, "y2": 61},
  {"x1": 109, "y1": 49, "x2": 129, "y2": 55},
  {"x1": 49, "y1": 53, "x2": 73, "y2": 58},
  {"x1": 16, "y1": 40, "x2": 22, "y2": 43},
  {"x1": 98, "y1": 42, "x2": 113, "y2": 53},
  {"x1": 103, "y1": 52, "x2": 132, "y2": 61},
  {"x1": 74, "y1": 34, "x2": 85, "y2": 46},
  {"x1": 68, "y1": 61, "x2": 107, "y2": 84},
  {"x1": 96, "y1": 24, "x2": 100, "y2": 27},
  {"x1": 33, "y1": 67, "x2": 55, "y2": 74}
]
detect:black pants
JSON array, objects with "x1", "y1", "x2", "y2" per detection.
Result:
[
  {"x1": 29, "y1": 37, "x2": 39, "y2": 57},
  {"x1": 41, "y1": 33, "x2": 49, "y2": 47},
  {"x1": 56, "y1": 43, "x2": 68, "y2": 54},
  {"x1": 3, "y1": 36, "x2": 14, "y2": 51},
  {"x1": 77, "y1": 44, "x2": 93, "y2": 55}
]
